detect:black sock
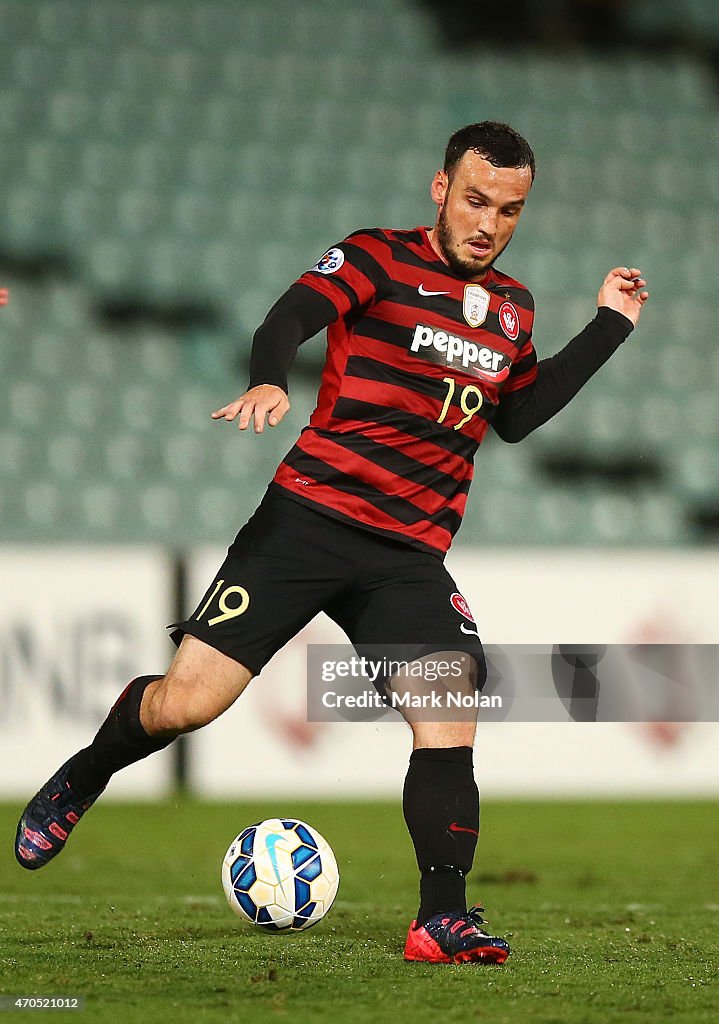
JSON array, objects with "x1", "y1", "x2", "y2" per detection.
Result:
[
  {"x1": 68, "y1": 676, "x2": 173, "y2": 799},
  {"x1": 402, "y1": 745, "x2": 479, "y2": 925}
]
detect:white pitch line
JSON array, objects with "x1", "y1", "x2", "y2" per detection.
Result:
[
  {"x1": 0, "y1": 894, "x2": 367, "y2": 909},
  {"x1": 0, "y1": 895, "x2": 84, "y2": 904},
  {"x1": 0, "y1": 894, "x2": 222, "y2": 905}
]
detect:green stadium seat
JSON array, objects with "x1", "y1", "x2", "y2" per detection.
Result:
[
  {"x1": 162, "y1": 433, "x2": 217, "y2": 481},
  {"x1": 139, "y1": 481, "x2": 189, "y2": 537},
  {"x1": 589, "y1": 490, "x2": 684, "y2": 545},
  {"x1": 84, "y1": 238, "x2": 137, "y2": 291},
  {"x1": 533, "y1": 488, "x2": 593, "y2": 544},
  {"x1": 136, "y1": 3, "x2": 198, "y2": 49},
  {"x1": 3, "y1": 185, "x2": 59, "y2": 248},
  {"x1": 22, "y1": 479, "x2": 67, "y2": 532},
  {"x1": 103, "y1": 433, "x2": 151, "y2": 482},
  {"x1": 636, "y1": 394, "x2": 684, "y2": 446},
  {"x1": 626, "y1": 0, "x2": 719, "y2": 40},
  {"x1": 78, "y1": 481, "x2": 129, "y2": 536},
  {"x1": 77, "y1": 142, "x2": 134, "y2": 190},
  {"x1": 59, "y1": 188, "x2": 111, "y2": 243},
  {"x1": 674, "y1": 443, "x2": 719, "y2": 500},
  {"x1": 184, "y1": 142, "x2": 236, "y2": 190},
  {"x1": 0, "y1": 429, "x2": 30, "y2": 478},
  {"x1": 61, "y1": 382, "x2": 105, "y2": 433},
  {"x1": 684, "y1": 390, "x2": 719, "y2": 442},
  {"x1": 171, "y1": 189, "x2": 226, "y2": 239},
  {"x1": 656, "y1": 336, "x2": 705, "y2": 392},
  {"x1": 46, "y1": 431, "x2": 103, "y2": 480},
  {"x1": 187, "y1": 5, "x2": 245, "y2": 52},
  {"x1": 139, "y1": 329, "x2": 185, "y2": 378},
  {"x1": 8, "y1": 380, "x2": 53, "y2": 430}
]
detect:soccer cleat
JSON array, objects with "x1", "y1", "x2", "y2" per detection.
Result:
[
  {"x1": 404, "y1": 905, "x2": 510, "y2": 964},
  {"x1": 14, "y1": 759, "x2": 105, "y2": 870}
]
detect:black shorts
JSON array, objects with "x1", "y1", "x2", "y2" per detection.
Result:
[{"x1": 169, "y1": 487, "x2": 485, "y2": 692}]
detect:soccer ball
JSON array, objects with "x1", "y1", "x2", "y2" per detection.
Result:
[{"x1": 221, "y1": 818, "x2": 340, "y2": 932}]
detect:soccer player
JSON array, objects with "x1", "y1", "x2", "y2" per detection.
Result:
[{"x1": 15, "y1": 122, "x2": 648, "y2": 965}]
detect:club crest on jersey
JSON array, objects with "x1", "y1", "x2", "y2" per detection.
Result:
[
  {"x1": 450, "y1": 592, "x2": 475, "y2": 623},
  {"x1": 463, "y1": 283, "x2": 490, "y2": 328},
  {"x1": 498, "y1": 301, "x2": 520, "y2": 341},
  {"x1": 313, "y1": 247, "x2": 345, "y2": 274},
  {"x1": 410, "y1": 323, "x2": 511, "y2": 382}
]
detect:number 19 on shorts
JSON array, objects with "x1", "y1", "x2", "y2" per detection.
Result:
[{"x1": 195, "y1": 580, "x2": 250, "y2": 626}]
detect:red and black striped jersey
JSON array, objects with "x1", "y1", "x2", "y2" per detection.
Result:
[{"x1": 271, "y1": 226, "x2": 537, "y2": 556}]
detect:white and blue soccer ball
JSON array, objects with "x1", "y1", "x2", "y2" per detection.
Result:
[{"x1": 221, "y1": 818, "x2": 340, "y2": 932}]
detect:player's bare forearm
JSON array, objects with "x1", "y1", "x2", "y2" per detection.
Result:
[
  {"x1": 597, "y1": 267, "x2": 649, "y2": 326},
  {"x1": 212, "y1": 384, "x2": 290, "y2": 434}
]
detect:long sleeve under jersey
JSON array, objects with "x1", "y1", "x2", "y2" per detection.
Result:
[{"x1": 248, "y1": 282, "x2": 634, "y2": 443}]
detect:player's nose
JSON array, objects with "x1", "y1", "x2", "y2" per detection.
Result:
[{"x1": 474, "y1": 208, "x2": 497, "y2": 235}]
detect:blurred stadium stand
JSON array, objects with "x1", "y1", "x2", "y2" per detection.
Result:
[{"x1": 1, "y1": 0, "x2": 717, "y2": 545}]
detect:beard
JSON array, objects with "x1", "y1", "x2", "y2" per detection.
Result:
[{"x1": 435, "y1": 202, "x2": 510, "y2": 280}]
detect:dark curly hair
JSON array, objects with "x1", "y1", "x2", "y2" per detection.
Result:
[{"x1": 444, "y1": 121, "x2": 535, "y2": 182}]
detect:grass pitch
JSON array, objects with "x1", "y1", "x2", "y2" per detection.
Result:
[{"x1": 1, "y1": 798, "x2": 717, "y2": 1024}]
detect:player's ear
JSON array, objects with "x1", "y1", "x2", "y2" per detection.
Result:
[{"x1": 431, "y1": 170, "x2": 448, "y2": 208}]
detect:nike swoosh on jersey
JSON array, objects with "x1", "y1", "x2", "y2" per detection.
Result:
[{"x1": 418, "y1": 284, "x2": 451, "y2": 296}]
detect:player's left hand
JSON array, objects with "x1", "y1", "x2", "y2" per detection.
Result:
[
  {"x1": 597, "y1": 267, "x2": 649, "y2": 327},
  {"x1": 0, "y1": 288, "x2": 8, "y2": 306}
]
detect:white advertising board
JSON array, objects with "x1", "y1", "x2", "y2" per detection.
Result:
[
  {"x1": 0, "y1": 547, "x2": 175, "y2": 798},
  {"x1": 185, "y1": 546, "x2": 719, "y2": 799},
  {"x1": 3, "y1": 545, "x2": 715, "y2": 801}
]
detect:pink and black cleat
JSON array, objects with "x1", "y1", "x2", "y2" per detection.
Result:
[
  {"x1": 404, "y1": 905, "x2": 510, "y2": 964},
  {"x1": 14, "y1": 759, "x2": 105, "y2": 870}
]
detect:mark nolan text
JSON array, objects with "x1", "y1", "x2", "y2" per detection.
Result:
[{"x1": 321, "y1": 691, "x2": 502, "y2": 710}]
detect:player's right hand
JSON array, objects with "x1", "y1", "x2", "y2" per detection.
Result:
[{"x1": 211, "y1": 384, "x2": 290, "y2": 434}]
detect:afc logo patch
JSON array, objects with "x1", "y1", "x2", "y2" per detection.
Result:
[{"x1": 313, "y1": 247, "x2": 345, "y2": 275}]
